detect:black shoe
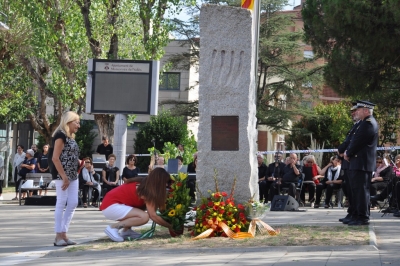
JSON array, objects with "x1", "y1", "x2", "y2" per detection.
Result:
[
  {"x1": 339, "y1": 214, "x2": 351, "y2": 222},
  {"x1": 348, "y1": 219, "x2": 369, "y2": 226},
  {"x1": 342, "y1": 216, "x2": 355, "y2": 224},
  {"x1": 393, "y1": 211, "x2": 400, "y2": 217},
  {"x1": 314, "y1": 204, "x2": 320, "y2": 208},
  {"x1": 370, "y1": 195, "x2": 382, "y2": 201}
]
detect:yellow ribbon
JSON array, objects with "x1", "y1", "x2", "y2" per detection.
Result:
[{"x1": 191, "y1": 219, "x2": 280, "y2": 240}]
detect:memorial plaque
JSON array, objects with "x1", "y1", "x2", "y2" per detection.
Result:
[{"x1": 211, "y1": 116, "x2": 239, "y2": 151}]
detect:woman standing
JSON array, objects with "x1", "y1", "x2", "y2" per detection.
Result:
[
  {"x1": 52, "y1": 111, "x2": 81, "y2": 246},
  {"x1": 12, "y1": 145, "x2": 26, "y2": 200},
  {"x1": 122, "y1": 154, "x2": 140, "y2": 183},
  {"x1": 100, "y1": 168, "x2": 174, "y2": 242},
  {"x1": 102, "y1": 154, "x2": 120, "y2": 196}
]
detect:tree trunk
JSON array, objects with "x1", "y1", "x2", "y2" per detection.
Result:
[{"x1": 94, "y1": 114, "x2": 115, "y2": 143}]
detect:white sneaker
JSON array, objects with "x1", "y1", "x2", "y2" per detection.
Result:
[
  {"x1": 120, "y1": 228, "x2": 141, "y2": 240},
  {"x1": 0, "y1": 196, "x2": 3, "y2": 200},
  {"x1": 104, "y1": 225, "x2": 124, "y2": 242},
  {"x1": 311, "y1": 203, "x2": 314, "y2": 208}
]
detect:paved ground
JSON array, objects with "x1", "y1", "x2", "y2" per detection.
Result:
[{"x1": 1, "y1": 191, "x2": 399, "y2": 265}]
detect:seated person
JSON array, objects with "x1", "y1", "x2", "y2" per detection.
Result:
[
  {"x1": 102, "y1": 154, "x2": 120, "y2": 196},
  {"x1": 300, "y1": 155, "x2": 321, "y2": 206},
  {"x1": 269, "y1": 153, "x2": 302, "y2": 199},
  {"x1": 100, "y1": 168, "x2": 174, "y2": 242},
  {"x1": 315, "y1": 156, "x2": 342, "y2": 208},
  {"x1": 176, "y1": 156, "x2": 187, "y2": 173},
  {"x1": 79, "y1": 157, "x2": 101, "y2": 208},
  {"x1": 122, "y1": 154, "x2": 140, "y2": 183},
  {"x1": 18, "y1": 149, "x2": 37, "y2": 198},
  {"x1": 371, "y1": 154, "x2": 400, "y2": 213},
  {"x1": 370, "y1": 156, "x2": 392, "y2": 209},
  {"x1": 265, "y1": 152, "x2": 285, "y2": 204}
]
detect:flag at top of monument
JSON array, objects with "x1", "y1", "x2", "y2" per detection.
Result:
[{"x1": 241, "y1": 0, "x2": 254, "y2": 10}]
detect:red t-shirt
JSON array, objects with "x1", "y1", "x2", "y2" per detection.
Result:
[{"x1": 100, "y1": 182, "x2": 145, "y2": 210}]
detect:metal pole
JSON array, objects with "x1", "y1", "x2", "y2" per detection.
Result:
[
  {"x1": 254, "y1": 0, "x2": 261, "y2": 98},
  {"x1": 114, "y1": 114, "x2": 127, "y2": 184}
]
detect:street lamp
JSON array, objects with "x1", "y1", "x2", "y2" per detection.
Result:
[{"x1": 0, "y1": 11, "x2": 9, "y2": 31}]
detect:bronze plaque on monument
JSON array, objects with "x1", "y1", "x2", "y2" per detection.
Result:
[{"x1": 211, "y1": 116, "x2": 239, "y2": 151}]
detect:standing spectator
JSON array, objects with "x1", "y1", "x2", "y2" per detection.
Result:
[
  {"x1": 52, "y1": 111, "x2": 81, "y2": 246},
  {"x1": 177, "y1": 144, "x2": 184, "y2": 156},
  {"x1": 38, "y1": 144, "x2": 50, "y2": 196},
  {"x1": 265, "y1": 152, "x2": 285, "y2": 203},
  {"x1": 257, "y1": 153, "x2": 268, "y2": 203},
  {"x1": 31, "y1": 144, "x2": 40, "y2": 159},
  {"x1": 0, "y1": 154, "x2": 4, "y2": 200},
  {"x1": 122, "y1": 154, "x2": 140, "y2": 183},
  {"x1": 96, "y1": 136, "x2": 113, "y2": 161},
  {"x1": 343, "y1": 100, "x2": 378, "y2": 226},
  {"x1": 187, "y1": 153, "x2": 197, "y2": 202},
  {"x1": 12, "y1": 145, "x2": 26, "y2": 200},
  {"x1": 37, "y1": 144, "x2": 50, "y2": 174},
  {"x1": 102, "y1": 154, "x2": 120, "y2": 196}
]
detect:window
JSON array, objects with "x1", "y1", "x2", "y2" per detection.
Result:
[
  {"x1": 160, "y1": 72, "x2": 180, "y2": 90},
  {"x1": 303, "y1": 50, "x2": 314, "y2": 59}
]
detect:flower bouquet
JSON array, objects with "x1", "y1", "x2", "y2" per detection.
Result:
[
  {"x1": 159, "y1": 172, "x2": 192, "y2": 237},
  {"x1": 245, "y1": 198, "x2": 269, "y2": 220}
]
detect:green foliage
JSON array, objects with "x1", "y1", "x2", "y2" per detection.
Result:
[
  {"x1": 134, "y1": 110, "x2": 197, "y2": 170},
  {"x1": 161, "y1": 136, "x2": 197, "y2": 165},
  {"x1": 286, "y1": 102, "x2": 353, "y2": 150},
  {"x1": 75, "y1": 120, "x2": 97, "y2": 159}
]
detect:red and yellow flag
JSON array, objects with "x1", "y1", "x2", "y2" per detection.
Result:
[{"x1": 241, "y1": 0, "x2": 254, "y2": 10}]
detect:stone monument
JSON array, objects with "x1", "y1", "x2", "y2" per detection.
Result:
[{"x1": 197, "y1": 5, "x2": 258, "y2": 204}]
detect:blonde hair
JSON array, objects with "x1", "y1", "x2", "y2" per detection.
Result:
[{"x1": 52, "y1": 111, "x2": 80, "y2": 139}]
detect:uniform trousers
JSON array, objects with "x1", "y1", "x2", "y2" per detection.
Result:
[
  {"x1": 349, "y1": 170, "x2": 372, "y2": 221},
  {"x1": 342, "y1": 169, "x2": 354, "y2": 215}
]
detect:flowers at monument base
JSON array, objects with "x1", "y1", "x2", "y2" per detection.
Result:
[
  {"x1": 159, "y1": 172, "x2": 192, "y2": 236},
  {"x1": 191, "y1": 173, "x2": 280, "y2": 240},
  {"x1": 192, "y1": 190, "x2": 250, "y2": 239}
]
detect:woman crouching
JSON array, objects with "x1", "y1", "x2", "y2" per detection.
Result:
[{"x1": 100, "y1": 168, "x2": 173, "y2": 242}]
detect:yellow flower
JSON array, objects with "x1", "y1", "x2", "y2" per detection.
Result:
[
  {"x1": 231, "y1": 218, "x2": 236, "y2": 222},
  {"x1": 168, "y1": 209, "x2": 176, "y2": 217},
  {"x1": 214, "y1": 202, "x2": 220, "y2": 206},
  {"x1": 175, "y1": 204, "x2": 182, "y2": 210},
  {"x1": 179, "y1": 172, "x2": 188, "y2": 181},
  {"x1": 213, "y1": 212, "x2": 217, "y2": 216}
]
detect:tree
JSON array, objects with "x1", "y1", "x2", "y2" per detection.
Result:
[
  {"x1": 164, "y1": 0, "x2": 324, "y2": 131},
  {"x1": 134, "y1": 110, "x2": 196, "y2": 171},
  {"x1": 302, "y1": 0, "x2": 400, "y2": 146},
  {"x1": 0, "y1": 0, "x2": 193, "y2": 144}
]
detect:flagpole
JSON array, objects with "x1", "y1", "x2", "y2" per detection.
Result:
[{"x1": 254, "y1": 0, "x2": 261, "y2": 103}]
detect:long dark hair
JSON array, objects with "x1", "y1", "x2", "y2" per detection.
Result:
[{"x1": 137, "y1": 168, "x2": 171, "y2": 211}]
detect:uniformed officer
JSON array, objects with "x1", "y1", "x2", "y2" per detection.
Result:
[
  {"x1": 343, "y1": 100, "x2": 378, "y2": 225},
  {"x1": 337, "y1": 102, "x2": 359, "y2": 224}
]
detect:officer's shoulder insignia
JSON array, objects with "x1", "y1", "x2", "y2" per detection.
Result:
[{"x1": 366, "y1": 118, "x2": 372, "y2": 122}]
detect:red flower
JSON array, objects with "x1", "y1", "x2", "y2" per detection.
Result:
[
  {"x1": 219, "y1": 209, "x2": 225, "y2": 214},
  {"x1": 234, "y1": 227, "x2": 240, "y2": 233},
  {"x1": 237, "y1": 204, "x2": 245, "y2": 210},
  {"x1": 220, "y1": 202, "x2": 225, "y2": 206},
  {"x1": 176, "y1": 182, "x2": 182, "y2": 187},
  {"x1": 214, "y1": 192, "x2": 220, "y2": 198},
  {"x1": 213, "y1": 205, "x2": 219, "y2": 211},
  {"x1": 169, "y1": 189, "x2": 174, "y2": 193},
  {"x1": 200, "y1": 204, "x2": 206, "y2": 210},
  {"x1": 208, "y1": 201, "x2": 214, "y2": 207},
  {"x1": 221, "y1": 192, "x2": 228, "y2": 197}
]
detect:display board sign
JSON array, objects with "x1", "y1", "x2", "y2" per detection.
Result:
[
  {"x1": 86, "y1": 59, "x2": 159, "y2": 115},
  {"x1": 211, "y1": 116, "x2": 239, "y2": 151}
]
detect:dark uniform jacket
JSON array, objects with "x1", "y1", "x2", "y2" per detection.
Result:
[
  {"x1": 346, "y1": 115, "x2": 378, "y2": 172},
  {"x1": 337, "y1": 121, "x2": 360, "y2": 170},
  {"x1": 266, "y1": 162, "x2": 286, "y2": 180}
]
